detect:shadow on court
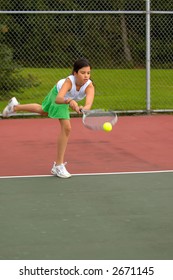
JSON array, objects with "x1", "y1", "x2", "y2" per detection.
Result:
[{"x1": 0, "y1": 173, "x2": 173, "y2": 260}]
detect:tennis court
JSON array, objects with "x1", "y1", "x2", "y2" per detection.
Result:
[{"x1": 0, "y1": 115, "x2": 173, "y2": 260}]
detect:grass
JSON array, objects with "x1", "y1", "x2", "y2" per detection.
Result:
[{"x1": 0, "y1": 68, "x2": 173, "y2": 113}]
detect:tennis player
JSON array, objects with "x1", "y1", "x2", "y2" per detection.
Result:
[{"x1": 2, "y1": 58, "x2": 95, "y2": 178}]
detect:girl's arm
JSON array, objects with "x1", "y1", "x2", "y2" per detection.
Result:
[
  {"x1": 55, "y1": 78, "x2": 72, "y2": 104},
  {"x1": 81, "y1": 83, "x2": 95, "y2": 111},
  {"x1": 55, "y1": 79, "x2": 95, "y2": 113},
  {"x1": 65, "y1": 83, "x2": 95, "y2": 113}
]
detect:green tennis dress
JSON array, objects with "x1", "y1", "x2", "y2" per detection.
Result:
[{"x1": 42, "y1": 85, "x2": 70, "y2": 119}]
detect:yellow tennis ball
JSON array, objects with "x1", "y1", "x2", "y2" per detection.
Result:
[{"x1": 103, "y1": 122, "x2": 112, "y2": 132}]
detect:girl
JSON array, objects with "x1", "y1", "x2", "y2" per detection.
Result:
[{"x1": 2, "y1": 58, "x2": 95, "y2": 178}]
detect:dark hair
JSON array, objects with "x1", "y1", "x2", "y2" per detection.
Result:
[{"x1": 72, "y1": 58, "x2": 91, "y2": 74}]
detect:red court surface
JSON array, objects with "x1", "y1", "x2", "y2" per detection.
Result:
[{"x1": 0, "y1": 114, "x2": 173, "y2": 176}]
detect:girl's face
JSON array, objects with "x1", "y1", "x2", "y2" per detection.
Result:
[{"x1": 74, "y1": 66, "x2": 91, "y2": 86}]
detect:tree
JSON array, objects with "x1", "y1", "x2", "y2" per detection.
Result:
[{"x1": 0, "y1": 24, "x2": 40, "y2": 99}]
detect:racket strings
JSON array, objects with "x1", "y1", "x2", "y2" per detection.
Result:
[{"x1": 83, "y1": 110, "x2": 117, "y2": 130}]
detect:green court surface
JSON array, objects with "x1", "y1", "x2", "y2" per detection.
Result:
[{"x1": 0, "y1": 172, "x2": 173, "y2": 260}]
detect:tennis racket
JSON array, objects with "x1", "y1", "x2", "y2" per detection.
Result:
[{"x1": 80, "y1": 109, "x2": 118, "y2": 130}]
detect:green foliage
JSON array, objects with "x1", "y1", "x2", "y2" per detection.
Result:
[{"x1": 0, "y1": 26, "x2": 40, "y2": 100}]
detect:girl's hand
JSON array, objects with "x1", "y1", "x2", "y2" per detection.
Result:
[
  {"x1": 79, "y1": 106, "x2": 83, "y2": 114},
  {"x1": 64, "y1": 98, "x2": 73, "y2": 104},
  {"x1": 69, "y1": 100, "x2": 80, "y2": 113}
]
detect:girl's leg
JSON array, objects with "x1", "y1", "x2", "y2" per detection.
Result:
[
  {"x1": 3, "y1": 98, "x2": 47, "y2": 118},
  {"x1": 56, "y1": 119, "x2": 71, "y2": 165},
  {"x1": 14, "y1": 104, "x2": 48, "y2": 116},
  {"x1": 51, "y1": 119, "x2": 71, "y2": 178}
]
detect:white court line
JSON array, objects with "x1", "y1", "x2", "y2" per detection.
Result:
[{"x1": 0, "y1": 169, "x2": 173, "y2": 179}]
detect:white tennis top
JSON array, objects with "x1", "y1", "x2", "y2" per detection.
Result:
[{"x1": 56, "y1": 75, "x2": 91, "y2": 101}]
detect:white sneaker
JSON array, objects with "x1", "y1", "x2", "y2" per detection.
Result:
[
  {"x1": 51, "y1": 162, "x2": 71, "y2": 178},
  {"x1": 2, "y1": 97, "x2": 19, "y2": 117}
]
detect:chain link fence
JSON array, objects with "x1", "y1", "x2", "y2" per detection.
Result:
[{"x1": 1, "y1": 0, "x2": 173, "y2": 115}]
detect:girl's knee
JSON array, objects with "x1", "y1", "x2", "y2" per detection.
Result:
[
  {"x1": 37, "y1": 105, "x2": 45, "y2": 115},
  {"x1": 60, "y1": 120, "x2": 71, "y2": 136},
  {"x1": 64, "y1": 124, "x2": 71, "y2": 135}
]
